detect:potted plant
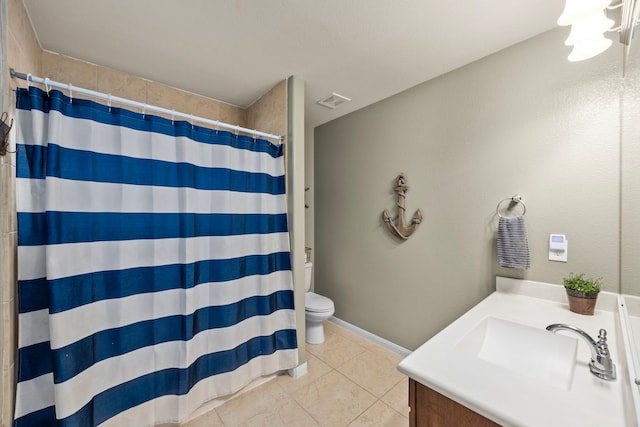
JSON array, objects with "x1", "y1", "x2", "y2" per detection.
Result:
[{"x1": 563, "y1": 273, "x2": 601, "y2": 315}]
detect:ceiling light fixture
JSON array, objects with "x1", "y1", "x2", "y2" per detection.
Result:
[
  {"x1": 558, "y1": 0, "x2": 614, "y2": 61},
  {"x1": 558, "y1": 0, "x2": 613, "y2": 25},
  {"x1": 564, "y1": 12, "x2": 615, "y2": 45},
  {"x1": 568, "y1": 34, "x2": 613, "y2": 61},
  {"x1": 557, "y1": 0, "x2": 640, "y2": 67},
  {"x1": 620, "y1": 0, "x2": 640, "y2": 72}
]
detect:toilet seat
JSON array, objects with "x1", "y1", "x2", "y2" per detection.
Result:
[{"x1": 305, "y1": 292, "x2": 334, "y2": 313}]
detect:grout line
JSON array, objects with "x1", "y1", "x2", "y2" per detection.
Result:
[{"x1": 315, "y1": 324, "x2": 409, "y2": 424}]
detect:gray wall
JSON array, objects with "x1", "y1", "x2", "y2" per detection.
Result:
[{"x1": 314, "y1": 28, "x2": 638, "y2": 351}]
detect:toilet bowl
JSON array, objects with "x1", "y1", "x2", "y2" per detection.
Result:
[{"x1": 304, "y1": 262, "x2": 335, "y2": 344}]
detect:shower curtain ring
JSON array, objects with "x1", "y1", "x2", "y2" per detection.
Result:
[
  {"x1": 26, "y1": 73, "x2": 32, "y2": 87},
  {"x1": 68, "y1": 83, "x2": 73, "y2": 103},
  {"x1": 142, "y1": 104, "x2": 146, "y2": 119},
  {"x1": 44, "y1": 78, "x2": 50, "y2": 95},
  {"x1": 189, "y1": 114, "x2": 194, "y2": 129},
  {"x1": 107, "y1": 94, "x2": 112, "y2": 112},
  {"x1": 171, "y1": 110, "x2": 175, "y2": 124}
]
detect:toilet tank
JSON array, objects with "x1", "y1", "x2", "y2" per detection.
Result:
[{"x1": 304, "y1": 262, "x2": 312, "y2": 292}]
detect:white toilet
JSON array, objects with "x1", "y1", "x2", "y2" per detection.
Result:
[{"x1": 304, "y1": 262, "x2": 335, "y2": 344}]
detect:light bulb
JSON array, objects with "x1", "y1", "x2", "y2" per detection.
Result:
[
  {"x1": 568, "y1": 34, "x2": 613, "y2": 61},
  {"x1": 558, "y1": 0, "x2": 613, "y2": 26},
  {"x1": 565, "y1": 12, "x2": 615, "y2": 45}
]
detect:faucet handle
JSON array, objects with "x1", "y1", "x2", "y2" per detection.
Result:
[
  {"x1": 597, "y1": 329, "x2": 609, "y2": 348},
  {"x1": 596, "y1": 329, "x2": 609, "y2": 355},
  {"x1": 594, "y1": 328, "x2": 615, "y2": 379},
  {"x1": 598, "y1": 329, "x2": 607, "y2": 342}
]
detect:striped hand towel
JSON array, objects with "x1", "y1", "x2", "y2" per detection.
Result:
[{"x1": 497, "y1": 216, "x2": 530, "y2": 269}]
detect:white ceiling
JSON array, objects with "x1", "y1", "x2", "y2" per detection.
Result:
[{"x1": 22, "y1": 0, "x2": 563, "y2": 129}]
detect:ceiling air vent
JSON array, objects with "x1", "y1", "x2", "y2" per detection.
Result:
[{"x1": 316, "y1": 93, "x2": 351, "y2": 109}]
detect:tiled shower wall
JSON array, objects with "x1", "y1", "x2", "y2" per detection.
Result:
[
  {"x1": 4, "y1": 0, "x2": 38, "y2": 423},
  {"x1": 3, "y1": 0, "x2": 289, "y2": 424},
  {"x1": 246, "y1": 80, "x2": 287, "y2": 137}
]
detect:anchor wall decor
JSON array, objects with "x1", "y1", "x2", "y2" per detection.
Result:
[{"x1": 382, "y1": 173, "x2": 423, "y2": 240}]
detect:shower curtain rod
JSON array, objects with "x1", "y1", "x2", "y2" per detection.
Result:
[{"x1": 9, "y1": 69, "x2": 283, "y2": 142}]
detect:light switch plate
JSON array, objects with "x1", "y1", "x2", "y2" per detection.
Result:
[{"x1": 549, "y1": 234, "x2": 568, "y2": 262}]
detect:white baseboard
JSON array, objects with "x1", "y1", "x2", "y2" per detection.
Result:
[{"x1": 329, "y1": 316, "x2": 412, "y2": 357}]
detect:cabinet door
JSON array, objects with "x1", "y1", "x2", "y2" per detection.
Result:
[{"x1": 409, "y1": 379, "x2": 500, "y2": 427}]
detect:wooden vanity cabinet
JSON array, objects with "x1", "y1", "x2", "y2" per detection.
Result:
[{"x1": 408, "y1": 379, "x2": 501, "y2": 427}]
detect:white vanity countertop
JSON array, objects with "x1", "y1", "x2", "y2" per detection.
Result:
[{"x1": 397, "y1": 277, "x2": 637, "y2": 427}]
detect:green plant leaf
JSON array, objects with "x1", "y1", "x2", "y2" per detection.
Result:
[{"x1": 563, "y1": 273, "x2": 601, "y2": 293}]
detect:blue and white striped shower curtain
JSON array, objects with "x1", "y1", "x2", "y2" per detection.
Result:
[{"x1": 13, "y1": 86, "x2": 298, "y2": 426}]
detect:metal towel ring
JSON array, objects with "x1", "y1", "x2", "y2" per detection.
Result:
[{"x1": 496, "y1": 195, "x2": 526, "y2": 218}]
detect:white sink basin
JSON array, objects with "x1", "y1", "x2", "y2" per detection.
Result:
[
  {"x1": 455, "y1": 316, "x2": 578, "y2": 390},
  {"x1": 398, "y1": 278, "x2": 635, "y2": 427}
]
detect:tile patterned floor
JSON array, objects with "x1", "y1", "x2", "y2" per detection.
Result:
[{"x1": 182, "y1": 320, "x2": 410, "y2": 427}]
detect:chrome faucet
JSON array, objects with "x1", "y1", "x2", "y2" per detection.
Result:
[{"x1": 546, "y1": 324, "x2": 616, "y2": 381}]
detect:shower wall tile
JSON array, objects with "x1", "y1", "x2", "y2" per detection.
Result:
[
  {"x1": 2, "y1": 362, "x2": 15, "y2": 427},
  {"x1": 8, "y1": 0, "x2": 39, "y2": 68},
  {"x1": 7, "y1": 0, "x2": 30, "y2": 52},
  {"x1": 41, "y1": 51, "x2": 98, "y2": 93},
  {"x1": 146, "y1": 81, "x2": 187, "y2": 119},
  {"x1": 4, "y1": 0, "x2": 41, "y2": 423},
  {"x1": 1, "y1": 299, "x2": 15, "y2": 371},
  {"x1": 7, "y1": 0, "x2": 23, "y2": 34},
  {"x1": 218, "y1": 103, "x2": 247, "y2": 129},
  {"x1": 97, "y1": 66, "x2": 147, "y2": 107},
  {"x1": 6, "y1": 8, "x2": 41, "y2": 89},
  {"x1": 185, "y1": 93, "x2": 248, "y2": 129},
  {"x1": 7, "y1": 32, "x2": 26, "y2": 90},
  {"x1": 6, "y1": 31, "x2": 22, "y2": 87},
  {"x1": 246, "y1": 80, "x2": 286, "y2": 138},
  {"x1": 1, "y1": 164, "x2": 16, "y2": 235},
  {"x1": 2, "y1": 297, "x2": 16, "y2": 423},
  {"x1": 1, "y1": 233, "x2": 16, "y2": 304},
  {"x1": 34, "y1": 57, "x2": 249, "y2": 129},
  {"x1": 0, "y1": 165, "x2": 8, "y2": 236},
  {"x1": 185, "y1": 93, "x2": 222, "y2": 123},
  {"x1": 23, "y1": 41, "x2": 42, "y2": 83}
]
